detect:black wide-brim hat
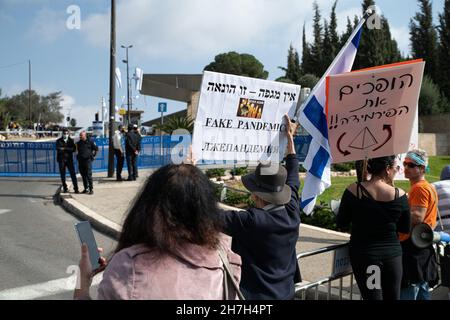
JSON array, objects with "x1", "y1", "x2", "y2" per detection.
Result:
[{"x1": 241, "y1": 163, "x2": 291, "y2": 205}]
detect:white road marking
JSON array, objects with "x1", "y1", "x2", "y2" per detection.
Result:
[
  {"x1": 0, "y1": 209, "x2": 11, "y2": 215},
  {"x1": 0, "y1": 273, "x2": 103, "y2": 300}
]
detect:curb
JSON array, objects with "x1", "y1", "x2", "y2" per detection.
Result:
[{"x1": 56, "y1": 187, "x2": 121, "y2": 240}]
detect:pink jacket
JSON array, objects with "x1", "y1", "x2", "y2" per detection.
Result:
[{"x1": 97, "y1": 234, "x2": 241, "y2": 300}]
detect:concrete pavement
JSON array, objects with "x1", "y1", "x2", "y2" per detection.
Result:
[{"x1": 0, "y1": 177, "x2": 116, "y2": 300}]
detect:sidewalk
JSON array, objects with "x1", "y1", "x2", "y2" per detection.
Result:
[{"x1": 57, "y1": 170, "x2": 448, "y2": 300}]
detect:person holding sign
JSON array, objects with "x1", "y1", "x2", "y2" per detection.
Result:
[
  {"x1": 336, "y1": 156, "x2": 410, "y2": 300},
  {"x1": 218, "y1": 114, "x2": 302, "y2": 300}
]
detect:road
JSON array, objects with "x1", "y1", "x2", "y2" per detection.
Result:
[{"x1": 0, "y1": 177, "x2": 116, "y2": 300}]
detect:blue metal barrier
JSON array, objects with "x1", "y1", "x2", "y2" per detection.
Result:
[{"x1": 0, "y1": 135, "x2": 311, "y2": 177}]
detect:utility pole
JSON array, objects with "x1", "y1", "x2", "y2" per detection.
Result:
[
  {"x1": 107, "y1": 0, "x2": 116, "y2": 178},
  {"x1": 121, "y1": 45, "x2": 133, "y2": 126},
  {"x1": 28, "y1": 59, "x2": 31, "y2": 126}
]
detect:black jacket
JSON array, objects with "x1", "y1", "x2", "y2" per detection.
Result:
[
  {"x1": 125, "y1": 131, "x2": 141, "y2": 154},
  {"x1": 56, "y1": 137, "x2": 76, "y2": 162},
  {"x1": 76, "y1": 139, "x2": 98, "y2": 161},
  {"x1": 219, "y1": 154, "x2": 301, "y2": 300}
]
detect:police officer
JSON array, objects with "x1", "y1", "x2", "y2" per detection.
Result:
[
  {"x1": 56, "y1": 129, "x2": 79, "y2": 193},
  {"x1": 76, "y1": 131, "x2": 98, "y2": 194},
  {"x1": 125, "y1": 124, "x2": 139, "y2": 181}
]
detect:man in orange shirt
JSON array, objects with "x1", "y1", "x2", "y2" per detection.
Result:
[{"x1": 399, "y1": 149, "x2": 439, "y2": 300}]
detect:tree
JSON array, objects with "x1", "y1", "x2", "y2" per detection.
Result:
[
  {"x1": 354, "y1": 0, "x2": 402, "y2": 70},
  {"x1": 204, "y1": 52, "x2": 268, "y2": 79},
  {"x1": 298, "y1": 74, "x2": 319, "y2": 89},
  {"x1": 419, "y1": 75, "x2": 443, "y2": 115},
  {"x1": 438, "y1": 0, "x2": 450, "y2": 99},
  {"x1": 0, "y1": 89, "x2": 10, "y2": 130},
  {"x1": 322, "y1": 20, "x2": 333, "y2": 70},
  {"x1": 156, "y1": 116, "x2": 194, "y2": 134},
  {"x1": 278, "y1": 44, "x2": 301, "y2": 84},
  {"x1": 301, "y1": 23, "x2": 314, "y2": 75},
  {"x1": 69, "y1": 118, "x2": 77, "y2": 127},
  {"x1": 328, "y1": 1, "x2": 340, "y2": 61},
  {"x1": 3, "y1": 90, "x2": 64, "y2": 126},
  {"x1": 310, "y1": 1, "x2": 324, "y2": 76},
  {"x1": 410, "y1": 0, "x2": 439, "y2": 82},
  {"x1": 340, "y1": 17, "x2": 354, "y2": 47}
]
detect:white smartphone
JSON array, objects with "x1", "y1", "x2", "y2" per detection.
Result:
[{"x1": 74, "y1": 221, "x2": 101, "y2": 270}]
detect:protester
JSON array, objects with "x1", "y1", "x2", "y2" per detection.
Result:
[
  {"x1": 336, "y1": 156, "x2": 410, "y2": 300},
  {"x1": 433, "y1": 165, "x2": 450, "y2": 232},
  {"x1": 399, "y1": 149, "x2": 439, "y2": 300},
  {"x1": 216, "y1": 114, "x2": 301, "y2": 300},
  {"x1": 125, "y1": 124, "x2": 139, "y2": 181},
  {"x1": 133, "y1": 124, "x2": 142, "y2": 178},
  {"x1": 76, "y1": 131, "x2": 98, "y2": 195},
  {"x1": 55, "y1": 129, "x2": 79, "y2": 193},
  {"x1": 113, "y1": 125, "x2": 125, "y2": 181},
  {"x1": 74, "y1": 163, "x2": 242, "y2": 299},
  {"x1": 432, "y1": 165, "x2": 450, "y2": 300}
]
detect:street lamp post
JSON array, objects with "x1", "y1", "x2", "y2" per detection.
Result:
[{"x1": 121, "y1": 45, "x2": 133, "y2": 126}]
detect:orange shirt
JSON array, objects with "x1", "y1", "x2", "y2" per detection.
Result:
[{"x1": 399, "y1": 180, "x2": 438, "y2": 242}]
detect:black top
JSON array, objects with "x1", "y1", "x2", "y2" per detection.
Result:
[
  {"x1": 55, "y1": 137, "x2": 76, "y2": 162},
  {"x1": 337, "y1": 183, "x2": 410, "y2": 261},
  {"x1": 76, "y1": 139, "x2": 98, "y2": 161},
  {"x1": 219, "y1": 154, "x2": 301, "y2": 300},
  {"x1": 125, "y1": 131, "x2": 141, "y2": 154}
]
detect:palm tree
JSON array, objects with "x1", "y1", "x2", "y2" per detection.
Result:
[{"x1": 156, "y1": 116, "x2": 194, "y2": 134}]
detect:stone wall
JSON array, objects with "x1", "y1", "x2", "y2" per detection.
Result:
[
  {"x1": 419, "y1": 133, "x2": 450, "y2": 156},
  {"x1": 420, "y1": 113, "x2": 450, "y2": 133}
]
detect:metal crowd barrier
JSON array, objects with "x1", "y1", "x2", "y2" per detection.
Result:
[
  {"x1": 0, "y1": 135, "x2": 312, "y2": 177},
  {"x1": 295, "y1": 243, "x2": 359, "y2": 300}
]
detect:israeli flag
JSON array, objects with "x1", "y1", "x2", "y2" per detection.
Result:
[{"x1": 298, "y1": 14, "x2": 367, "y2": 215}]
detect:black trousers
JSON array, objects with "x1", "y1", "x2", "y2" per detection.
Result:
[
  {"x1": 58, "y1": 159, "x2": 78, "y2": 191},
  {"x1": 114, "y1": 149, "x2": 124, "y2": 179},
  {"x1": 126, "y1": 153, "x2": 137, "y2": 180},
  {"x1": 351, "y1": 254, "x2": 402, "y2": 300},
  {"x1": 78, "y1": 159, "x2": 93, "y2": 191}
]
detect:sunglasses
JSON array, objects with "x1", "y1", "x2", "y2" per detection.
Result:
[{"x1": 403, "y1": 162, "x2": 419, "y2": 168}]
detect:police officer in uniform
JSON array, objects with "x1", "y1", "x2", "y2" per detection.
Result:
[
  {"x1": 76, "y1": 131, "x2": 98, "y2": 194},
  {"x1": 56, "y1": 129, "x2": 79, "y2": 193}
]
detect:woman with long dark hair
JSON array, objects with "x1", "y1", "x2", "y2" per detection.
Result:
[
  {"x1": 336, "y1": 156, "x2": 410, "y2": 300},
  {"x1": 74, "y1": 164, "x2": 241, "y2": 300}
]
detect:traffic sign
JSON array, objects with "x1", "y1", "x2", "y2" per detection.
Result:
[
  {"x1": 158, "y1": 102, "x2": 167, "y2": 113},
  {"x1": 119, "y1": 108, "x2": 126, "y2": 116}
]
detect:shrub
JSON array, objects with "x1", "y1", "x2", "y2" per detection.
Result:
[
  {"x1": 331, "y1": 162, "x2": 355, "y2": 172},
  {"x1": 206, "y1": 168, "x2": 226, "y2": 178},
  {"x1": 230, "y1": 166, "x2": 249, "y2": 176},
  {"x1": 301, "y1": 202, "x2": 337, "y2": 230}
]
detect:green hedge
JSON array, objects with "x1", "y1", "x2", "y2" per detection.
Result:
[
  {"x1": 230, "y1": 166, "x2": 249, "y2": 176},
  {"x1": 206, "y1": 168, "x2": 226, "y2": 178}
]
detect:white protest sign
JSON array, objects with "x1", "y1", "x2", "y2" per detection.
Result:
[
  {"x1": 192, "y1": 71, "x2": 300, "y2": 163},
  {"x1": 326, "y1": 60, "x2": 425, "y2": 163}
]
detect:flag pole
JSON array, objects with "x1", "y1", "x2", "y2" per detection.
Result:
[
  {"x1": 107, "y1": 0, "x2": 116, "y2": 178},
  {"x1": 294, "y1": 9, "x2": 374, "y2": 121}
]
